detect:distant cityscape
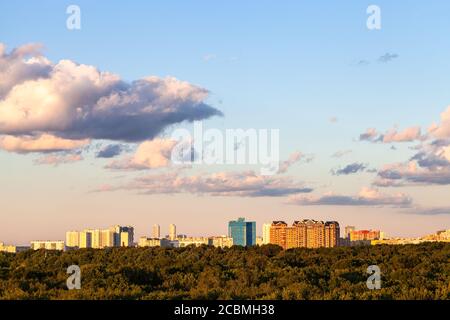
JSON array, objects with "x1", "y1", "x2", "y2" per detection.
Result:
[{"x1": 1, "y1": 217, "x2": 449, "y2": 254}]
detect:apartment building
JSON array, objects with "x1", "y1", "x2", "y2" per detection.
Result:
[{"x1": 269, "y1": 219, "x2": 340, "y2": 249}]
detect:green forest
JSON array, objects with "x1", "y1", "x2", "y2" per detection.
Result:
[{"x1": 0, "y1": 242, "x2": 449, "y2": 300}]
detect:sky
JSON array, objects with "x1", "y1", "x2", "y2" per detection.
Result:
[{"x1": 1, "y1": 0, "x2": 450, "y2": 245}]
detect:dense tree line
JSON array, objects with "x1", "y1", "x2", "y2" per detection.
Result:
[{"x1": 0, "y1": 243, "x2": 449, "y2": 299}]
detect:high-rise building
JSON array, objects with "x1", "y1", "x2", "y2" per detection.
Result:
[
  {"x1": 292, "y1": 221, "x2": 307, "y2": 247},
  {"x1": 269, "y1": 219, "x2": 340, "y2": 249},
  {"x1": 66, "y1": 231, "x2": 80, "y2": 248},
  {"x1": 270, "y1": 221, "x2": 288, "y2": 249},
  {"x1": 118, "y1": 226, "x2": 134, "y2": 246},
  {"x1": 85, "y1": 229, "x2": 115, "y2": 248},
  {"x1": 100, "y1": 229, "x2": 115, "y2": 248},
  {"x1": 87, "y1": 229, "x2": 101, "y2": 248},
  {"x1": 305, "y1": 220, "x2": 325, "y2": 248},
  {"x1": 286, "y1": 225, "x2": 299, "y2": 249},
  {"x1": 325, "y1": 221, "x2": 340, "y2": 248},
  {"x1": 152, "y1": 224, "x2": 161, "y2": 239},
  {"x1": 79, "y1": 231, "x2": 92, "y2": 248},
  {"x1": 66, "y1": 225, "x2": 134, "y2": 249},
  {"x1": 169, "y1": 224, "x2": 177, "y2": 241},
  {"x1": 345, "y1": 226, "x2": 355, "y2": 239},
  {"x1": 108, "y1": 225, "x2": 134, "y2": 246},
  {"x1": 262, "y1": 223, "x2": 271, "y2": 244},
  {"x1": 228, "y1": 217, "x2": 256, "y2": 246}
]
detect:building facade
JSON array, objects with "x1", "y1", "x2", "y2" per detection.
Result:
[
  {"x1": 169, "y1": 224, "x2": 177, "y2": 241},
  {"x1": 30, "y1": 241, "x2": 65, "y2": 251},
  {"x1": 66, "y1": 225, "x2": 134, "y2": 249},
  {"x1": 210, "y1": 236, "x2": 233, "y2": 248},
  {"x1": 349, "y1": 230, "x2": 380, "y2": 241},
  {"x1": 138, "y1": 237, "x2": 171, "y2": 248},
  {"x1": 269, "y1": 219, "x2": 340, "y2": 249},
  {"x1": 65, "y1": 231, "x2": 80, "y2": 248},
  {"x1": 344, "y1": 226, "x2": 355, "y2": 239},
  {"x1": 79, "y1": 231, "x2": 92, "y2": 248},
  {"x1": 228, "y1": 217, "x2": 256, "y2": 246},
  {"x1": 0, "y1": 242, "x2": 29, "y2": 253},
  {"x1": 178, "y1": 237, "x2": 210, "y2": 247},
  {"x1": 270, "y1": 221, "x2": 288, "y2": 249},
  {"x1": 152, "y1": 224, "x2": 161, "y2": 239},
  {"x1": 262, "y1": 223, "x2": 271, "y2": 244}
]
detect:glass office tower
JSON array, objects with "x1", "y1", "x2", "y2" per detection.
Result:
[{"x1": 228, "y1": 217, "x2": 256, "y2": 246}]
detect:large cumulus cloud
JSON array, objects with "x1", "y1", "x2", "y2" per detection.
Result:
[{"x1": 0, "y1": 43, "x2": 222, "y2": 153}]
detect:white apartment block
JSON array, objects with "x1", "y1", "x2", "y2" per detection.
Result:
[
  {"x1": 138, "y1": 237, "x2": 171, "y2": 248},
  {"x1": 210, "y1": 236, "x2": 233, "y2": 248},
  {"x1": 262, "y1": 223, "x2": 271, "y2": 244},
  {"x1": 178, "y1": 237, "x2": 210, "y2": 247},
  {"x1": 152, "y1": 224, "x2": 161, "y2": 238},
  {"x1": 30, "y1": 240, "x2": 65, "y2": 251},
  {"x1": 66, "y1": 231, "x2": 80, "y2": 248},
  {"x1": 65, "y1": 225, "x2": 134, "y2": 249},
  {"x1": 0, "y1": 242, "x2": 29, "y2": 253}
]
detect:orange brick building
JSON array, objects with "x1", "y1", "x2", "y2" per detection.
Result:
[{"x1": 269, "y1": 219, "x2": 340, "y2": 249}]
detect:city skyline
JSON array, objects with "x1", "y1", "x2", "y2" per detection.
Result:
[
  {"x1": 1, "y1": 1, "x2": 450, "y2": 245},
  {"x1": 2, "y1": 217, "x2": 448, "y2": 248}
]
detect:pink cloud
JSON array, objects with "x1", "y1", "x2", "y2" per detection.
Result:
[
  {"x1": 287, "y1": 187, "x2": 412, "y2": 207},
  {"x1": 0, "y1": 134, "x2": 89, "y2": 153},
  {"x1": 106, "y1": 138, "x2": 178, "y2": 170},
  {"x1": 34, "y1": 153, "x2": 83, "y2": 166}
]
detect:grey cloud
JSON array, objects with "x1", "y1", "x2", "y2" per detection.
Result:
[
  {"x1": 378, "y1": 53, "x2": 399, "y2": 63},
  {"x1": 359, "y1": 128, "x2": 380, "y2": 142},
  {"x1": 96, "y1": 144, "x2": 126, "y2": 158},
  {"x1": 289, "y1": 188, "x2": 412, "y2": 207},
  {"x1": 410, "y1": 152, "x2": 450, "y2": 169},
  {"x1": 431, "y1": 139, "x2": 450, "y2": 147},
  {"x1": 377, "y1": 167, "x2": 450, "y2": 185},
  {"x1": 376, "y1": 139, "x2": 450, "y2": 186},
  {"x1": 332, "y1": 162, "x2": 367, "y2": 175},
  {"x1": 331, "y1": 150, "x2": 352, "y2": 158},
  {"x1": 405, "y1": 207, "x2": 450, "y2": 216},
  {"x1": 249, "y1": 187, "x2": 313, "y2": 197},
  {"x1": 298, "y1": 195, "x2": 409, "y2": 206}
]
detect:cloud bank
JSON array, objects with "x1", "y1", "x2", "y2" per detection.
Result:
[
  {"x1": 0, "y1": 134, "x2": 89, "y2": 153},
  {"x1": 288, "y1": 187, "x2": 412, "y2": 207},
  {"x1": 96, "y1": 170, "x2": 313, "y2": 198},
  {"x1": 376, "y1": 138, "x2": 450, "y2": 186},
  {"x1": 359, "y1": 127, "x2": 423, "y2": 143}
]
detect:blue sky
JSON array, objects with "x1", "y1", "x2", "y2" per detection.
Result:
[{"x1": 1, "y1": 1, "x2": 450, "y2": 244}]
